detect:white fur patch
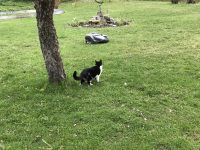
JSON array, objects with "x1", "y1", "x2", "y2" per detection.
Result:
[
  {"x1": 96, "y1": 75, "x2": 100, "y2": 82},
  {"x1": 95, "y1": 65, "x2": 103, "y2": 82},
  {"x1": 99, "y1": 65, "x2": 103, "y2": 75}
]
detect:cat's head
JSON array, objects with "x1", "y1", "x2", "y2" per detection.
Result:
[{"x1": 95, "y1": 60, "x2": 102, "y2": 67}]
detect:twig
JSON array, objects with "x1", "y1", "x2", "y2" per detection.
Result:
[{"x1": 41, "y1": 139, "x2": 53, "y2": 149}]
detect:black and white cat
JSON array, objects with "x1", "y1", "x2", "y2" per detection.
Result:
[{"x1": 73, "y1": 60, "x2": 103, "y2": 85}]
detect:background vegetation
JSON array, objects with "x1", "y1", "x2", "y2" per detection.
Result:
[
  {"x1": 0, "y1": 0, "x2": 200, "y2": 149},
  {"x1": 0, "y1": 0, "x2": 33, "y2": 11}
]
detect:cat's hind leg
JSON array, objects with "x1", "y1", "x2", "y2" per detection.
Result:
[{"x1": 80, "y1": 79, "x2": 85, "y2": 85}]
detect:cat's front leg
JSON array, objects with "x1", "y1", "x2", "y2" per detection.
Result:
[{"x1": 96, "y1": 75, "x2": 100, "y2": 82}]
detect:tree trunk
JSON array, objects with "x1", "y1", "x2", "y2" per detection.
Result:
[{"x1": 34, "y1": 0, "x2": 66, "y2": 83}]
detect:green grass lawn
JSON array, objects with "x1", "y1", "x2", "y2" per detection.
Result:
[
  {"x1": 0, "y1": 1, "x2": 200, "y2": 149},
  {"x1": 0, "y1": 0, "x2": 33, "y2": 11}
]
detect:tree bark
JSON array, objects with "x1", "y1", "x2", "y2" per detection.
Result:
[{"x1": 34, "y1": 0, "x2": 66, "y2": 83}]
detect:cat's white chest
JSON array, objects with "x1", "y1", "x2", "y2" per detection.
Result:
[
  {"x1": 99, "y1": 65, "x2": 103, "y2": 75},
  {"x1": 95, "y1": 65, "x2": 103, "y2": 82}
]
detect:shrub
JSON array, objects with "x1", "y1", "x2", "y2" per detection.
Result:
[
  {"x1": 187, "y1": 0, "x2": 196, "y2": 3},
  {"x1": 171, "y1": 0, "x2": 179, "y2": 4}
]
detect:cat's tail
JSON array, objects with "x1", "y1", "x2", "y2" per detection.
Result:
[{"x1": 73, "y1": 71, "x2": 81, "y2": 80}]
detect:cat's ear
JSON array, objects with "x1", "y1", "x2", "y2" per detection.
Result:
[{"x1": 100, "y1": 59, "x2": 102, "y2": 63}]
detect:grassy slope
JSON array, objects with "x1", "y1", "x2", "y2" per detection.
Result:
[{"x1": 0, "y1": 1, "x2": 200, "y2": 149}]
